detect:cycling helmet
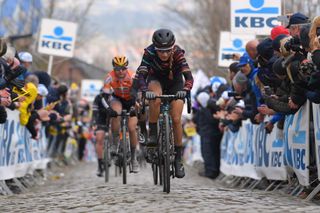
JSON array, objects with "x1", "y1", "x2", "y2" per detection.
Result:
[
  {"x1": 152, "y1": 29, "x2": 175, "y2": 50},
  {"x1": 112, "y1": 56, "x2": 129, "y2": 67}
]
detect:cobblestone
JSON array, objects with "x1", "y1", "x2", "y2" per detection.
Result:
[{"x1": 0, "y1": 162, "x2": 319, "y2": 212}]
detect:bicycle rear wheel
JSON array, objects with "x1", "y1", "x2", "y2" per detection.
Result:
[
  {"x1": 163, "y1": 114, "x2": 171, "y2": 193},
  {"x1": 122, "y1": 127, "x2": 127, "y2": 184},
  {"x1": 104, "y1": 134, "x2": 110, "y2": 182}
]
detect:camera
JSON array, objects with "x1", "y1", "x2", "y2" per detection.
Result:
[
  {"x1": 228, "y1": 91, "x2": 239, "y2": 97},
  {"x1": 222, "y1": 53, "x2": 234, "y2": 60},
  {"x1": 284, "y1": 36, "x2": 303, "y2": 52}
]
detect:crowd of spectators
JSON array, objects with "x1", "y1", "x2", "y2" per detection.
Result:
[
  {"x1": 191, "y1": 13, "x2": 320, "y2": 180},
  {"x1": 0, "y1": 38, "x2": 91, "y2": 163}
]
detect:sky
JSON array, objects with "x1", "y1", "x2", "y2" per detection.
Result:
[{"x1": 60, "y1": 0, "x2": 192, "y2": 68}]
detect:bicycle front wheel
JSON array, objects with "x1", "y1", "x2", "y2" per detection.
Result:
[{"x1": 163, "y1": 113, "x2": 171, "y2": 193}]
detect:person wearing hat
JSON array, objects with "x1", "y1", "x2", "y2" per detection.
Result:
[
  {"x1": 18, "y1": 51, "x2": 32, "y2": 70},
  {"x1": 237, "y1": 52, "x2": 256, "y2": 77},
  {"x1": 286, "y1": 12, "x2": 310, "y2": 37},
  {"x1": 270, "y1": 26, "x2": 290, "y2": 40},
  {"x1": 33, "y1": 84, "x2": 48, "y2": 110},
  {"x1": 193, "y1": 90, "x2": 222, "y2": 180},
  {"x1": 17, "y1": 51, "x2": 33, "y2": 80},
  {"x1": 237, "y1": 51, "x2": 262, "y2": 117}
]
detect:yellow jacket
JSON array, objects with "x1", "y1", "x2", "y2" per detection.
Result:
[{"x1": 18, "y1": 82, "x2": 38, "y2": 125}]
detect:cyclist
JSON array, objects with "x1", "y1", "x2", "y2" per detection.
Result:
[
  {"x1": 93, "y1": 56, "x2": 139, "y2": 177},
  {"x1": 131, "y1": 29, "x2": 194, "y2": 178}
]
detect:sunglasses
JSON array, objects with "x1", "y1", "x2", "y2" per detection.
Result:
[
  {"x1": 156, "y1": 49, "x2": 172, "y2": 54},
  {"x1": 114, "y1": 67, "x2": 127, "y2": 72}
]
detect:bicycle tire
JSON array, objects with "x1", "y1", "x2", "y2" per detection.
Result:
[
  {"x1": 104, "y1": 134, "x2": 110, "y2": 182},
  {"x1": 163, "y1": 113, "x2": 171, "y2": 193},
  {"x1": 152, "y1": 163, "x2": 158, "y2": 185},
  {"x1": 158, "y1": 137, "x2": 163, "y2": 186},
  {"x1": 122, "y1": 126, "x2": 127, "y2": 184},
  {"x1": 157, "y1": 120, "x2": 163, "y2": 186}
]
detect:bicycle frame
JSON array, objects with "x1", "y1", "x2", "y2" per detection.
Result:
[
  {"x1": 112, "y1": 109, "x2": 134, "y2": 184},
  {"x1": 144, "y1": 92, "x2": 191, "y2": 193}
]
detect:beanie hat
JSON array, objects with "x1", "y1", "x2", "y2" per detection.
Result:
[
  {"x1": 270, "y1": 26, "x2": 289, "y2": 40},
  {"x1": 18, "y1": 52, "x2": 33, "y2": 62},
  {"x1": 257, "y1": 38, "x2": 274, "y2": 60}
]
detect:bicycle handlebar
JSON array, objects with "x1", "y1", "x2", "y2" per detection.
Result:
[{"x1": 143, "y1": 91, "x2": 192, "y2": 114}]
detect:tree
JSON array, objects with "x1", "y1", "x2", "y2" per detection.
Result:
[
  {"x1": 165, "y1": 0, "x2": 230, "y2": 76},
  {"x1": 32, "y1": 0, "x2": 98, "y2": 72}
]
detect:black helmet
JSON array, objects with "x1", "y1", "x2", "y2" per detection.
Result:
[{"x1": 152, "y1": 29, "x2": 175, "y2": 50}]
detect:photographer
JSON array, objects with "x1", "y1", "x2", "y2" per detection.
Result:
[{"x1": 287, "y1": 12, "x2": 310, "y2": 37}]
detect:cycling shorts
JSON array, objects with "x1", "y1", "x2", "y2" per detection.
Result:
[
  {"x1": 110, "y1": 94, "x2": 136, "y2": 114},
  {"x1": 95, "y1": 111, "x2": 109, "y2": 131},
  {"x1": 147, "y1": 76, "x2": 184, "y2": 95}
]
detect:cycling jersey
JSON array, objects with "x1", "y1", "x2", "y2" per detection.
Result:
[
  {"x1": 134, "y1": 44, "x2": 193, "y2": 92},
  {"x1": 103, "y1": 70, "x2": 134, "y2": 101}
]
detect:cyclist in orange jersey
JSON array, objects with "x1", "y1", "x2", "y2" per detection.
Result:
[{"x1": 94, "y1": 56, "x2": 139, "y2": 176}]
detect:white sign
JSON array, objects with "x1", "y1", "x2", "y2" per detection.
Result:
[
  {"x1": 218, "y1": 31, "x2": 255, "y2": 67},
  {"x1": 231, "y1": 0, "x2": 281, "y2": 35},
  {"x1": 38, "y1": 19, "x2": 78, "y2": 57},
  {"x1": 81, "y1": 79, "x2": 103, "y2": 102}
]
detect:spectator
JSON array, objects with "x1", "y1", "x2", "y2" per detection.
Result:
[
  {"x1": 194, "y1": 91, "x2": 222, "y2": 179},
  {"x1": 245, "y1": 39, "x2": 259, "y2": 62},
  {"x1": 228, "y1": 62, "x2": 240, "y2": 82},
  {"x1": 17, "y1": 51, "x2": 32, "y2": 80},
  {"x1": 270, "y1": 25, "x2": 290, "y2": 40},
  {"x1": 286, "y1": 12, "x2": 310, "y2": 37}
]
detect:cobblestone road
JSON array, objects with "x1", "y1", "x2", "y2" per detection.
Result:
[{"x1": 0, "y1": 162, "x2": 320, "y2": 212}]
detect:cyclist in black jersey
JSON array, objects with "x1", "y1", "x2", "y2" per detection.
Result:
[{"x1": 131, "y1": 29, "x2": 194, "y2": 178}]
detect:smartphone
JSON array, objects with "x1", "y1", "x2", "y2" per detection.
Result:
[{"x1": 222, "y1": 54, "x2": 234, "y2": 60}]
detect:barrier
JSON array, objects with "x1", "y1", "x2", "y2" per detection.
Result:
[
  {"x1": 220, "y1": 101, "x2": 310, "y2": 186},
  {"x1": 312, "y1": 103, "x2": 320, "y2": 181},
  {"x1": 0, "y1": 110, "x2": 50, "y2": 181}
]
